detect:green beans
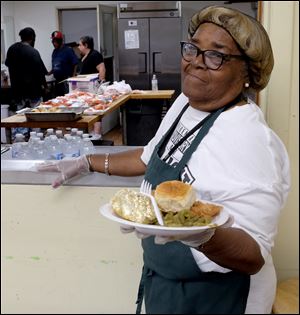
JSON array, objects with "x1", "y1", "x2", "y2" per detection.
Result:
[{"x1": 158, "y1": 210, "x2": 212, "y2": 227}]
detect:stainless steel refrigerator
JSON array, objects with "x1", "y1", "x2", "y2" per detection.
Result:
[{"x1": 117, "y1": 2, "x2": 182, "y2": 97}]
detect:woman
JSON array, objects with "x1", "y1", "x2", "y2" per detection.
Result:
[
  {"x1": 78, "y1": 35, "x2": 105, "y2": 81},
  {"x1": 37, "y1": 6, "x2": 290, "y2": 314},
  {"x1": 78, "y1": 36, "x2": 106, "y2": 138}
]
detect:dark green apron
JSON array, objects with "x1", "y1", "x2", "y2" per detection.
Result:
[{"x1": 136, "y1": 101, "x2": 250, "y2": 314}]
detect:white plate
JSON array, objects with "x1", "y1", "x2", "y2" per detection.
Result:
[{"x1": 99, "y1": 203, "x2": 229, "y2": 237}]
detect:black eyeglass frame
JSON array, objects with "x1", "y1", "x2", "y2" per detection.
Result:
[{"x1": 180, "y1": 41, "x2": 245, "y2": 70}]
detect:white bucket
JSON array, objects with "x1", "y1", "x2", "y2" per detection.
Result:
[{"x1": 1, "y1": 104, "x2": 9, "y2": 143}]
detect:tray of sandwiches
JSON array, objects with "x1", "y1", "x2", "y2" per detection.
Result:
[
  {"x1": 35, "y1": 90, "x2": 121, "y2": 116},
  {"x1": 25, "y1": 106, "x2": 83, "y2": 122}
]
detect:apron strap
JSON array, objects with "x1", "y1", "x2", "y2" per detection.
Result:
[
  {"x1": 135, "y1": 266, "x2": 147, "y2": 314},
  {"x1": 176, "y1": 105, "x2": 227, "y2": 168},
  {"x1": 157, "y1": 104, "x2": 190, "y2": 158}
]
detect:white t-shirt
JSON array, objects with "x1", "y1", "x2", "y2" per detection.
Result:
[{"x1": 141, "y1": 93, "x2": 290, "y2": 314}]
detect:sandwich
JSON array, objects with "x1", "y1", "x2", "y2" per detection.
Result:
[
  {"x1": 154, "y1": 180, "x2": 196, "y2": 213},
  {"x1": 154, "y1": 180, "x2": 222, "y2": 227}
]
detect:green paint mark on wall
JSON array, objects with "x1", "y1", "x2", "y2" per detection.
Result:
[
  {"x1": 5, "y1": 256, "x2": 14, "y2": 259},
  {"x1": 100, "y1": 259, "x2": 117, "y2": 264},
  {"x1": 30, "y1": 256, "x2": 41, "y2": 260}
]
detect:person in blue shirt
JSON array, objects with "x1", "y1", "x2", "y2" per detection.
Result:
[{"x1": 49, "y1": 31, "x2": 78, "y2": 96}]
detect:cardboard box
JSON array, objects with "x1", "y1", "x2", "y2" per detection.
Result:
[{"x1": 67, "y1": 74, "x2": 99, "y2": 93}]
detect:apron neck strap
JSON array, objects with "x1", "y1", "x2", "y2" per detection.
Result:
[{"x1": 163, "y1": 94, "x2": 243, "y2": 162}]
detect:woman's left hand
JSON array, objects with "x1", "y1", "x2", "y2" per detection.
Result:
[{"x1": 120, "y1": 214, "x2": 234, "y2": 247}]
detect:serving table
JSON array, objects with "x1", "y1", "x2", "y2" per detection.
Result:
[{"x1": 1, "y1": 90, "x2": 175, "y2": 144}]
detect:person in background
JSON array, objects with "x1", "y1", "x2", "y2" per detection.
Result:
[
  {"x1": 78, "y1": 35, "x2": 106, "y2": 81},
  {"x1": 5, "y1": 27, "x2": 48, "y2": 139},
  {"x1": 78, "y1": 35, "x2": 106, "y2": 139},
  {"x1": 37, "y1": 6, "x2": 290, "y2": 314},
  {"x1": 49, "y1": 31, "x2": 78, "y2": 96}
]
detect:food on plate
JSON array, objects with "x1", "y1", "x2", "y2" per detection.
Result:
[
  {"x1": 110, "y1": 181, "x2": 223, "y2": 228},
  {"x1": 111, "y1": 189, "x2": 156, "y2": 224},
  {"x1": 154, "y1": 180, "x2": 196, "y2": 213},
  {"x1": 162, "y1": 209, "x2": 213, "y2": 227},
  {"x1": 31, "y1": 107, "x2": 62, "y2": 113},
  {"x1": 162, "y1": 199, "x2": 222, "y2": 227},
  {"x1": 191, "y1": 201, "x2": 222, "y2": 217}
]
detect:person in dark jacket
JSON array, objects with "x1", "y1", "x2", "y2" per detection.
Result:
[
  {"x1": 5, "y1": 27, "x2": 48, "y2": 110},
  {"x1": 5, "y1": 27, "x2": 48, "y2": 139},
  {"x1": 49, "y1": 31, "x2": 78, "y2": 96}
]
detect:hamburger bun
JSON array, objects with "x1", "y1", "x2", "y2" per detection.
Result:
[{"x1": 154, "y1": 180, "x2": 196, "y2": 213}]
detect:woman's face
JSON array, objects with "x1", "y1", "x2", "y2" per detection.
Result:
[
  {"x1": 78, "y1": 40, "x2": 88, "y2": 55},
  {"x1": 182, "y1": 23, "x2": 247, "y2": 111}
]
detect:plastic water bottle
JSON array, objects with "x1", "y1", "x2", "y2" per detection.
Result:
[
  {"x1": 151, "y1": 74, "x2": 158, "y2": 91},
  {"x1": 77, "y1": 130, "x2": 83, "y2": 138},
  {"x1": 55, "y1": 130, "x2": 66, "y2": 156},
  {"x1": 82, "y1": 133, "x2": 90, "y2": 139},
  {"x1": 75, "y1": 131, "x2": 84, "y2": 155},
  {"x1": 37, "y1": 132, "x2": 44, "y2": 140},
  {"x1": 11, "y1": 133, "x2": 25, "y2": 158},
  {"x1": 71, "y1": 128, "x2": 78, "y2": 137},
  {"x1": 44, "y1": 128, "x2": 55, "y2": 146},
  {"x1": 63, "y1": 134, "x2": 73, "y2": 158},
  {"x1": 70, "y1": 136, "x2": 80, "y2": 157},
  {"x1": 48, "y1": 135, "x2": 63, "y2": 160},
  {"x1": 45, "y1": 128, "x2": 54, "y2": 137},
  {"x1": 81, "y1": 137, "x2": 95, "y2": 155},
  {"x1": 35, "y1": 140, "x2": 49, "y2": 160},
  {"x1": 28, "y1": 131, "x2": 37, "y2": 141},
  {"x1": 30, "y1": 137, "x2": 40, "y2": 159},
  {"x1": 63, "y1": 134, "x2": 80, "y2": 158},
  {"x1": 55, "y1": 130, "x2": 64, "y2": 139}
]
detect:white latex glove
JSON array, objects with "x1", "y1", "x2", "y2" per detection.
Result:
[
  {"x1": 120, "y1": 225, "x2": 150, "y2": 239},
  {"x1": 36, "y1": 155, "x2": 91, "y2": 188},
  {"x1": 120, "y1": 214, "x2": 234, "y2": 247}
]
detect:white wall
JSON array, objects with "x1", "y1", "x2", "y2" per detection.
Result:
[
  {"x1": 1, "y1": 1, "x2": 15, "y2": 62},
  {"x1": 2, "y1": 1, "x2": 118, "y2": 70},
  {"x1": 2, "y1": 1, "x2": 256, "y2": 71}
]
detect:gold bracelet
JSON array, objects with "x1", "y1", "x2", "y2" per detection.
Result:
[{"x1": 104, "y1": 153, "x2": 110, "y2": 176}]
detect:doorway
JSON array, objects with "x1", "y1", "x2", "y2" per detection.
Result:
[
  {"x1": 58, "y1": 5, "x2": 119, "y2": 134},
  {"x1": 58, "y1": 5, "x2": 117, "y2": 83}
]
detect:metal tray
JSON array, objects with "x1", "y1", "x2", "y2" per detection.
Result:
[{"x1": 25, "y1": 111, "x2": 82, "y2": 122}]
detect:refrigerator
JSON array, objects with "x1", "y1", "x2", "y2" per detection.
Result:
[
  {"x1": 116, "y1": 2, "x2": 182, "y2": 145},
  {"x1": 117, "y1": 2, "x2": 182, "y2": 97}
]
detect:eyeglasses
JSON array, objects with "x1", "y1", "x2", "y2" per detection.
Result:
[{"x1": 180, "y1": 41, "x2": 245, "y2": 70}]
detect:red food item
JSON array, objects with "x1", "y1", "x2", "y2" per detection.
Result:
[
  {"x1": 94, "y1": 104, "x2": 106, "y2": 110},
  {"x1": 42, "y1": 100, "x2": 53, "y2": 105}
]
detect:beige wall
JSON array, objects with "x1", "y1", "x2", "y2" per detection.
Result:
[
  {"x1": 260, "y1": 1, "x2": 299, "y2": 281},
  {"x1": 1, "y1": 185, "x2": 144, "y2": 314}
]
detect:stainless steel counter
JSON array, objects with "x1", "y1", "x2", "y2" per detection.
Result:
[{"x1": 1, "y1": 145, "x2": 144, "y2": 187}]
